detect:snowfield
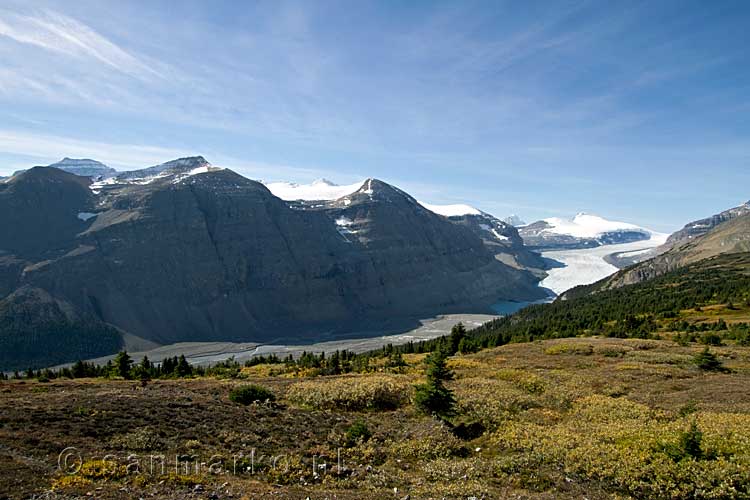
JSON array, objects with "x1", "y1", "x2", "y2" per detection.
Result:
[
  {"x1": 541, "y1": 213, "x2": 651, "y2": 238},
  {"x1": 539, "y1": 232, "x2": 668, "y2": 295}
]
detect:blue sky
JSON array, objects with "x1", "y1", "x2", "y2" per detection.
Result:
[{"x1": 0, "y1": 0, "x2": 748, "y2": 231}]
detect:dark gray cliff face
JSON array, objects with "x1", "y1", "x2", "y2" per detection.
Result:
[{"x1": 0, "y1": 164, "x2": 544, "y2": 366}]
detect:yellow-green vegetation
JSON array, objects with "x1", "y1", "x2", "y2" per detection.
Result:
[
  {"x1": 286, "y1": 374, "x2": 412, "y2": 410},
  {"x1": 5, "y1": 335, "x2": 750, "y2": 499}
]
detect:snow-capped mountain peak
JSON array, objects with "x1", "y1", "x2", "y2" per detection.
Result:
[
  {"x1": 519, "y1": 212, "x2": 666, "y2": 250},
  {"x1": 116, "y1": 156, "x2": 211, "y2": 182},
  {"x1": 542, "y1": 213, "x2": 647, "y2": 239},
  {"x1": 263, "y1": 176, "x2": 487, "y2": 217}
]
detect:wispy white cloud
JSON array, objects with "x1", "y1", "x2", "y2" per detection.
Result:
[{"x1": 0, "y1": 8, "x2": 162, "y2": 81}]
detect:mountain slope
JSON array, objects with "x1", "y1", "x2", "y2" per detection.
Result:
[{"x1": 0, "y1": 162, "x2": 545, "y2": 369}]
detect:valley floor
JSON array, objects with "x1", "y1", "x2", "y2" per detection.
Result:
[
  {"x1": 76, "y1": 313, "x2": 499, "y2": 368},
  {"x1": 3, "y1": 336, "x2": 750, "y2": 499}
]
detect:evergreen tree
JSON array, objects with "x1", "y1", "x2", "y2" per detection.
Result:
[
  {"x1": 458, "y1": 336, "x2": 478, "y2": 354},
  {"x1": 449, "y1": 323, "x2": 467, "y2": 355},
  {"x1": 176, "y1": 355, "x2": 192, "y2": 377},
  {"x1": 72, "y1": 360, "x2": 86, "y2": 378},
  {"x1": 693, "y1": 348, "x2": 726, "y2": 372},
  {"x1": 679, "y1": 421, "x2": 704, "y2": 459},
  {"x1": 114, "y1": 351, "x2": 133, "y2": 379},
  {"x1": 414, "y1": 349, "x2": 456, "y2": 420},
  {"x1": 140, "y1": 356, "x2": 152, "y2": 372}
]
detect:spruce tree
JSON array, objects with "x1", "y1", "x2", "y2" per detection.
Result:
[
  {"x1": 449, "y1": 323, "x2": 467, "y2": 355},
  {"x1": 414, "y1": 349, "x2": 456, "y2": 420},
  {"x1": 176, "y1": 355, "x2": 192, "y2": 377},
  {"x1": 114, "y1": 351, "x2": 133, "y2": 379},
  {"x1": 693, "y1": 348, "x2": 725, "y2": 372}
]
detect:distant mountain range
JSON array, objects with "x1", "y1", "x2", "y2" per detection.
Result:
[
  {"x1": 13, "y1": 157, "x2": 118, "y2": 179},
  {"x1": 518, "y1": 213, "x2": 661, "y2": 250},
  {"x1": 0, "y1": 157, "x2": 547, "y2": 370}
]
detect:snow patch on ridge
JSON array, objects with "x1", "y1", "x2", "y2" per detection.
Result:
[
  {"x1": 265, "y1": 179, "x2": 366, "y2": 201},
  {"x1": 419, "y1": 203, "x2": 481, "y2": 217},
  {"x1": 264, "y1": 177, "x2": 487, "y2": 218}
]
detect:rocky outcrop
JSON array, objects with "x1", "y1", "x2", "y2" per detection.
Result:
[{"x1": 0, "y1": 159, "x2": 545, "y2": 369}]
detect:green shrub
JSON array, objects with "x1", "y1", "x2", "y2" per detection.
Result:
[
  {"x1": 229, "y1": 384, "x2": 276, "y2": 405},
  {"x1": 693, "y1": 348, "x2": 726, "y2": 372},
  {"x1": 700, "y1": 333, "x2": 723, "y2": 346},
  {"x1": 344, "y1": 419, "x2": 372, "y2": 447}
]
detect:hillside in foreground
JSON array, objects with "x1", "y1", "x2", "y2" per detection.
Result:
[{"x1": 2, "y1": 333, "x2": 750, "y2": 499}]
